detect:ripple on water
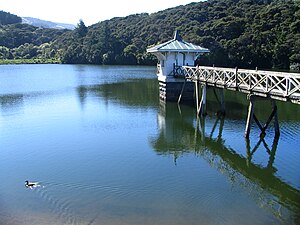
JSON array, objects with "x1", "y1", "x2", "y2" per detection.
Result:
[
  {"x1": 272, "y1": 122, "x2": 300, "y2": 189},
  {"x1": 33, "y1": 184, "x2": 79, "y2": 225},
  {"x1": 280, "y1": 121, "x2": 300, "y2": 143}
]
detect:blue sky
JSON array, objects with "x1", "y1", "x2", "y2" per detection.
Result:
[{"x1": 1, "y1": 0, "x2": 196, "y2": 25}]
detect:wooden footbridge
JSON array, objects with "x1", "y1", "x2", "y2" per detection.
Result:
[{"x1": 178, "y1": 66, "x2": 300, "y2": 139}]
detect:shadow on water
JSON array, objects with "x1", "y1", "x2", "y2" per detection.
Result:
[
  {"x1": 0, "y1": 94, "x2": 24, "y2": 115},
  {"x1": 77, "y1": 78, "x2": 159, "y2": 109},
  {"x1": 76, "y1": 77, "x2": 300, "y2": 121},
  {"x1": 151, "y1": 102, "x2": 300, "y2": 223}
]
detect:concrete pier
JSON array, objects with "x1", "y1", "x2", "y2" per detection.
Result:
[{"x1": 159, "y1": 80, "x2": 194, "y2": 102}]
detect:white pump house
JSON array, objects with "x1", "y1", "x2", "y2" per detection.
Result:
[{"x1": 147, "y1": 31, "x2": 209, "y2": 101}]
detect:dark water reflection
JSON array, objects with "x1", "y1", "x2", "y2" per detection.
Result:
[
  {"x1": 153, "y1": 103, "x2": 300, "y2": 222},
  {"x1": 77, "y1": 78, "x2": 159, "y2": 108},
  {"x1": 0, "y1": 65, "x2": 299, "y2": 225},
  {"x1": 0, "y1": 94, "x2": 24, "y2": 116}
]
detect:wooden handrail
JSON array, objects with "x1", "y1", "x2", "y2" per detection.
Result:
[{"x1": 183, "y1": 66, "x2": 300, "y2": 104}]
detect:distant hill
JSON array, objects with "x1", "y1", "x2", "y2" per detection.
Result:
[{"x1": 22, "y1": 17, "x2": 75, "y2": 30}]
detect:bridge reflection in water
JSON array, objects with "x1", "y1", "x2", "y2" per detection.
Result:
[
  {"x1": 151, "y1": 103, "x2": 300, "y2": 223},
  {"x1": 76, "y1": 78, "x2": 300, "y2": 223}
]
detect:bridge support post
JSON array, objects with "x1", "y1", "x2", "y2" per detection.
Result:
[
  {"x1": 213, "y1": 88, "x2": 225, "y2": 116},
  {"x1": 219, "y1": 89, "x2": 225, "y2": 115},
  {"x1": 198, "y1": 85, "x2": 207, "y2": 116},
  {"x1": 195, "y1": 85, "x2": 224, "y2": 117},
  {"x1": 177, "y1": 79, "x2": 187, "y2": 104},
  {"x1": 272, "y1": 100, "x2": 280, "y2": 138},
  {"x1": 245, "y1": 95, "x2": 280, "y2": 139},
  {"x1": 245, "y1": 95, "x2": 255, "y2": 139},
  {"x1": 195, "y1": 81, "x2": 199, "y2": 113}
]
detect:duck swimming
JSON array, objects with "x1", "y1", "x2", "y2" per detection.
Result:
[{"x1": 25, "y1": 180, "x2": 39, "y2": 189}]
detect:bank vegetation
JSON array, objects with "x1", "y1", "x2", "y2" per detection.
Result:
[{"x1": 0, "y1": 0, "x2": 299, "y2": 70}]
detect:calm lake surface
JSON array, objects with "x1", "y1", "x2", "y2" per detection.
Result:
[{"x1": 0, "y1": 64, "x2": 299, "y2": 225}]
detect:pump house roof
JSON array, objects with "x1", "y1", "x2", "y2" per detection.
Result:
[{"x1": 147, "y1": 31, "x2": 209, "y2": 53}]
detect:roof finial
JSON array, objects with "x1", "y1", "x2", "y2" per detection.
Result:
[{"x1": 174, "y1": 30, "x2": 182, "y2": 41}]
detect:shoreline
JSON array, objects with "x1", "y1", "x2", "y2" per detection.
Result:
[{"x1": 0, "y1": 58, "x2": 61, "y2": 65}]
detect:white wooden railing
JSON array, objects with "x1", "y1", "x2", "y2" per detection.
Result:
[{"x1": 183, "y1": 66, "x2": 300, "y2": 104}]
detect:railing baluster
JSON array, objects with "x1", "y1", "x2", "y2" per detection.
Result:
[
  {"x1": 183, "y1": 65, "x2": 300, "y2": 104},
  {"x1": 235, "y1": 67, "x2": 238, "y2": 89},
  {"x1": 266, "y1": 75, "x2": 269, "y2": 93},
  {"x1": 285, "y1": 77, "x2": 290, "y2": 96}
]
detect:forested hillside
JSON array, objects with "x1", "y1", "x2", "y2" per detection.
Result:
[
  {"x1": 55, "y1": 0, "x2": 300, "y2": 69},
  {"x1": 1, "y1": 0, "x2": 300, "y2": 70},
  {"x1": 0, "y1": 10, "x2": 70, "y2": 62},
  {"x1": 0, "y1": 10, "x2": 22, "y2": 25},
  {"x1": 0, "y1": 23, "x2": 70, "y2": 62}
]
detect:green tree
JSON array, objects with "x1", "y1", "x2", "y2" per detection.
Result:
[{"x1": 75, "y1": 19, "x2": 88, "y2": 38}]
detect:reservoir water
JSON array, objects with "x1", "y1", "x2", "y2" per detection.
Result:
[{"x1": 0, "y1": 64, "x2": 299, "y2": 225}]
